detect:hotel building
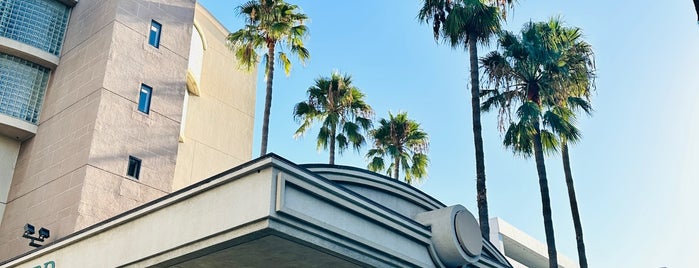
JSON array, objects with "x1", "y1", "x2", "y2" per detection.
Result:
[{"x1": 0, "y1": 0, "x2": 256, "y2": 260}]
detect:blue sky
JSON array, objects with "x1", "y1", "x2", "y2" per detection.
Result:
[{"x1": 198, "y1": 0, "x2": 699, "y2": 266}]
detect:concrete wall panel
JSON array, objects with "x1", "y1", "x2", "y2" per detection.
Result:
[
  {"x1": 60, "y1": 1, "x2": 119, "y2": 56},
  {"x1": 0, "y1": 166, "x2": 85, "y2": 260},
  {"x1": 172, "y1": 5, "x2": 255, "y2": 190},
  {"x1": 0, "y1": 137, "x2": 20, "y2": 204},
  {"x1": 88, "y1": 89, "x2": 179, "y2": 193},
  {"x1": 40, "y1": 24, "x2": 112, "y2": 122},
  {"x1": 101, "y1": 22, "x2": 188, "y2": 122}
]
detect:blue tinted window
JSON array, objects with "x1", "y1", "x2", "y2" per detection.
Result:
[
  {"x1": 0, "y1": 0, "x2": 70, "y2": 56},
  {"x1": 138, "y1": 84, "x2": 152, "y2": 114},
  {"x1": 148, "y1": 20, "x2": 161, "y2": 48},
  {"x1": 0, "y1": 53, "x2": 50, "y2": 124},
  {"x1": 127, "y1": 156, "x2": 141, "y2": 179}
]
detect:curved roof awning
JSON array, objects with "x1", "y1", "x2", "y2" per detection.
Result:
[{"x1": 1, "y1": 154, "x2": 511, "y2": 268}]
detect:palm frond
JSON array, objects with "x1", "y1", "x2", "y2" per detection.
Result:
[
  {"x1": 316, "y1": 126, "x2": 330, "y2": 150},
  {"x1": 566, "y1": 96, "x2": 593, "y2": 115},
  {"x1": 539, "y1": 129, "x2": 560, "y2": 155},
  {"x1": 278, "y1": 52, "x2": 292, "y2": 75},
  {"x1": 503, "y1": 121, "x2": 534, "y2": 157}
]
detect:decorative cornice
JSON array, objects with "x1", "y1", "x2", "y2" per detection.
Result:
[{"x1": 186, "y1": 70, "x2": 201, "y2": 96}]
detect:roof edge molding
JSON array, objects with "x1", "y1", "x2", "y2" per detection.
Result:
[{"x1": 301, "y1": 164, "x2": 445, "y2": 211}]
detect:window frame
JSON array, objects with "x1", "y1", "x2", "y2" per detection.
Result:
[
  {"x1": 127, "y1": 156, "x2": 142, "y2": 179},
  {"x1": 138, "y1": 84, "x2": 153, "y2": 114},
  {"x1": 148, "y1": 20, "x2": 162, "y2": 48}
]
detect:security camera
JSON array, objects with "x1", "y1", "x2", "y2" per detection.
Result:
[
  {"x1": 23, "y1": 224, "x2": 35, "y2": 236},
  {"x1": 38, "y1": 228, "x2": 50, "y2": 239}
]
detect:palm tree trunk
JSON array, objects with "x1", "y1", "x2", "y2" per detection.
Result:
[
  {"x1": 329, "y1": 125, "x2": 336, "y2": 165},
  {"x1": 468, "y1": 36, "x2": 490, "y2": 239},
  {"x1": 562, "y1": 141, "x2": 587, "y2": 268},
  {"x1": 533, "y1": 122, "x2": 558, "y2": 268},
  {"x1": 393, "y1": 156, "x2": 400, "y2": 180},
  {"x1": 260, "y1": 43, "x2": 275, "y2": 156}
]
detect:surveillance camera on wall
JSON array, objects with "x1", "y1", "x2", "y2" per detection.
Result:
[
  {"x1": 38, "y1": 228, "x2": 50, "y2": 239},
  {"x1": 21, "y1": 223, "x2": 50, "y2": 248},
  {"x1": 23, "y1": 224, "x2": 35, "y2": 236}
]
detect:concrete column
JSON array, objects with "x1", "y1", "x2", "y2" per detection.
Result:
[{"x1": 0, "y1": 135, "x2": 20, "y2": 227}]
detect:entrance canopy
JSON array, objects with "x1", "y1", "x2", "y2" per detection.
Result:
[{"x1": 1, "y1": 154, "x2": 511, "y2": 268}]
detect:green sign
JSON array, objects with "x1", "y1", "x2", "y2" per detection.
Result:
[{"x1": 32, "y1": 261, "x2": 55, "y2": 268}]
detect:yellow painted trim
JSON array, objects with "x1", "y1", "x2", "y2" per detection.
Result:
[
  {"x1": 186, "y1": 70, "x2": 201, "y2": 96},
  {"x1": 193, "y1": 20, "x2": 208, "y2": 51}
]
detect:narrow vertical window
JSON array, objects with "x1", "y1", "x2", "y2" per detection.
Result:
[
  {"x1": 127, "y1": 156, "x2": 142, "y2": 179},
  {"x1": 148, "y1": 20, "x2": 162, "y2": 48},
  {"x1": 138, "y1": 84, "x2": 152, "y2": 114}
]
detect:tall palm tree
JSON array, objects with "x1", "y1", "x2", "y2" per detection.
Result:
[
  {"x1": 366, "y1": 112, "x2": 429, "y2": 184},
  {"x1": 480, "y1": 18, "x2": 593, "y2": 268},
  {"x1": 293, "y1": 72, "x2": 373, "y2": 165},
  {"x1": 417, "y1": 0, "x2": 513, "y2": 239},
  {"x1": 552, "y1": 25, "x2": 596, "y2": 268},
  {"x1": 227, "y1": 0, "x2": 310, "y2": 156},
  {"x1": 527, "y1": 21, "x2": 596, "y2": 268}
]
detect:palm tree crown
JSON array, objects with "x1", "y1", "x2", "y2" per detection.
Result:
[
  {"x1": 227, "y1": 0, "x2": 309, "y2": 73},
  {"x1": 481, "y1": 18, "x2": 595, "y2": 151},
  {"x1": 293, "y1": 72, "x2": 374, "y2": 165},
  {"x1": 418, "y1": 0, "x2": 504, "y2": 46},
  {"x1": 366, "y1": 112, "x2": 429, "y2": 185},
  {"x1": 227, "y1": 0, "x2": 310, "y2": 156}
]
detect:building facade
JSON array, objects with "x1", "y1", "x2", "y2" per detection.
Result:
[{"x1": 0, "y1": 0, "x2": 255, "y2": 261}]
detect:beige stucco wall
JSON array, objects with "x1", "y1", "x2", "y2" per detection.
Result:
[
  {"x1": 0, "y1": 0, "x2": 197, "y2": 260},
  {"x1": 172, "y1": 5, "x2": 256, "y2": 190}
]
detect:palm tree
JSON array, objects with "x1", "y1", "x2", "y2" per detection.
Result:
[
  {"x1": 417, "y1": 0, "x2": 513, "y2": 239},
  {"x1": 227, "y1": 0, "x2": 310, "y2": 156},
  {"x1": 293, "y1": 72, "x2": 374, "y2": 165},
  {"x1": 480, "y1": 18, "x2": 594, "y2": 268},
  {"x1": 366, "y1": 112, "x2": 429, "y2": 185},
  {"x1": 552, "y1": 25, "x2": 596, "y2": 268}
]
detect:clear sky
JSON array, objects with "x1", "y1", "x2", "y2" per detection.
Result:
[{"x1": 198, "y1": 0, "x2": 699, "y2": 266}]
